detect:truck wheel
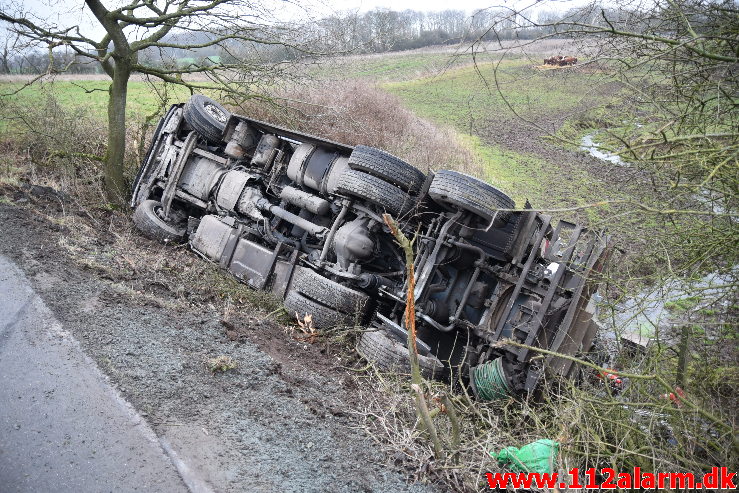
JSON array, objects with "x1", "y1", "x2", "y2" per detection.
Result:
[
  {"x1": 291, "y1": 267, "x2": 370, "y2": 315},
  {"x1": 132, "y1": 200, "x2": 187, "y2": 243},
  {"x1": 284, "y1": 290, "x2": 359, "y2": 329},
  {"x1": 356, "y1": 329, "x2": 445, "y2": 379},
  {"x1": 348, "y1": 146, "x2": 426, "y2": 193},
  {"x1": 183, "y1": 94, "x2": 230, "y2": 144},
  {"x1": 428, "y1": 170, "x2": 515, "y2": 224},
  {"x1": 335, "y1": 170, "x2": 412, "y2": 217}
]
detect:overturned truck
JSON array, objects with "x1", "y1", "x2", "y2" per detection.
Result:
[{"x1": 131, "y1": 94, "x2": 610, "y2": 400}]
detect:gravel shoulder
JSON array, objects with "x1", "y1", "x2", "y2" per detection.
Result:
[
  {"x1": 0, "y1": 255, "x2": 188, "y2": 493},
  {"x1": 0, "y1": 194, "x2": 437, "y2": 493}
]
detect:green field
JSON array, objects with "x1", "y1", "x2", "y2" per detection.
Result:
[
  {"x1": 383, "y1": 60, "x2": 603, "y2": 122},
  {"x1": 310, "y1": 51, "x2": 476, "y2": 82},
  {"x1": 457, "y1": 134, "x2": 549, "y2": 206},
  {"x1": 1, "y1": 80, "x2": 194, "y2": 122},
  {"x1": 380, "y1": 59, "x2": 620, "y2": 209}
]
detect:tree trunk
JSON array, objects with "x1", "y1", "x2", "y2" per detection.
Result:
[
  {"x1": 1, "y1": 46, "x2": 10, "y2": 74},
  {"x1": 104, "y1": 60, "x2": 131, "y2": 204}
]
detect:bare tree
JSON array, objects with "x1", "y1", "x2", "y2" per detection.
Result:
[
  {"x1": 0, "y1": 33, "x2": 12, "y2": 73},
  {"x1": 0, "y1": 0, "x2": 313, "y2": 203}
]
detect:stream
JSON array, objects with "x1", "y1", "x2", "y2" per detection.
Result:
[
  {"x1": 581, "y1": 132, "x2": 734, "y2": 348},
  {"x1": 580, "y1": 133, "x2": 629, "y2": 166}
]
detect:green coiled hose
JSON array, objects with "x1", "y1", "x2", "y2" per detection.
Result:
[{"x1": 471, "y1": 357, "x2": 511, "y2": 401}]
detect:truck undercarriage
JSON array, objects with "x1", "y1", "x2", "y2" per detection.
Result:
[{"x1": 131, "y1": 94, "x2": 610, "y2": 400}]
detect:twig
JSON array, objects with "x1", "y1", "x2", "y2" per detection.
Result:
[
  {"x1": 384, "y1": 212, "x2": 450, "y2": 461},
  {"x1": 442, "y1": 394, "x2": 461, "y2": 454},
  {"x1": 382, "y1": 213, "x2": 422, "y2": 386},
  {"x1": 412, "y1": 383, "x2": 446, "y2": 461},
  {"x1": 499, "y1": 339, "x2": 737, "y2": 445},
  {"x1": 48, "y1": 150, "x2": 105, "y2": 162}
]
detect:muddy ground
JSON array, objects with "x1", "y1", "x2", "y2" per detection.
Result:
[{"x1": 0, "y1": 187, "x2": 437, "y2": 493}]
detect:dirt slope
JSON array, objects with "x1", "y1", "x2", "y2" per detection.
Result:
[{"x1": 0, "y1": 191, "x2": 437, "y2": 493}]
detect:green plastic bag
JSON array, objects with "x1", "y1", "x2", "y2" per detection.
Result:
[{"x1": 493, "y1": 439, "x2": 559, "y2": 474}]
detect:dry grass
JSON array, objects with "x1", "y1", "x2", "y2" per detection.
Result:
[
  {"x1": 0, "y1": 94, "x2": 158, "y2": 206},
  {"x1": 351, "y1": 356, "x2": 738, "y2": 492},
  {"x1": 206, "y1": 355, "x2": 238, "y2": 373},
  {"x1": 55, "y1": 207, "x2": 283, "y2": 313},
  {"x1": 236, "y1": 80, "x2": 484, "y2": 178}
]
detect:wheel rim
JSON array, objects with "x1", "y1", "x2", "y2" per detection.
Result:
[
  {"x1": 153, "y1": 204, "x2": 186, "y2": 226},
  {"x1": 204, "y1": 102, "x2": 227, "y2": 123}
]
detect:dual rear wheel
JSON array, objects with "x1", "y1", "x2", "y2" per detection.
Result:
[
  {"x1": 336, "y1": 145, "x2": 425, "y2": 217},
  {"x1": 285, "y1": 267, "x2": 448, "y2": 380},
  {"x1": 283, "y1": 267, "x2": 370, "y2": 329},
  {"x1": 427, "y1": 170, "x2": 515, "y2": 226}
]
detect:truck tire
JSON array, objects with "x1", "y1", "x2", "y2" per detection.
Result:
[
  {"x1": 335, "y1": 170, "x2": 412, "y2": 217},
  {"x1": 291, "y1": 267, "x2": 370, "y2": 315},
  {"x1": 284, "y1": 290, "x2": 358, "y2": 329},
  {"x1": 132, "y1": 200, "x2": 187, "y2": 243},
  {"x1": 183, "y1": 94, "x2": 230, "y2": 144},
  {"x1": 428, "y1": 170, "x2": 515, "y2": 224},
  {"x1": 356, "y1": 329, "x2": 445, "y2": 379},
  {"x1": 348, "y1": 145, "x2": 425, "y2": 193}
]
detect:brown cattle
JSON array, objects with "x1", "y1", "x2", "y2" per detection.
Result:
[
  {"x1": 561, "y1": 56, "x2": 578, "y2": 66},
  {"x1": 544, "y1": 55, "x2": 565, "y2": 66}
]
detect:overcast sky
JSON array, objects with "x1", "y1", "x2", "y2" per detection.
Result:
[
  {"x1": 326, "y1": 0, "x2": 596, "y2": 14},
  {"x1": 6, "y1": 0, "x2": 601, "y2": 41}
]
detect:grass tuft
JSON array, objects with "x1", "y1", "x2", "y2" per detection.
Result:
[{"x1": 206, "y1": 355, "x2": 237, "y2": 373}]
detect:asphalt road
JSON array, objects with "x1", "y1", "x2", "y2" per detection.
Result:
[{"x1": 0, "y1": 255, "x2": 197, "y2": 493}]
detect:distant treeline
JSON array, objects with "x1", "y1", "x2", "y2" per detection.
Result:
[
  {"x1": 0, "y1": 6, "x2": 614, "y2": 74},
  {"x1": 1, "y1": 48, "x2": 102, "y2": 75},
  {"x1": 312, "y1": 8, "x2": 575, "y2": 53}
]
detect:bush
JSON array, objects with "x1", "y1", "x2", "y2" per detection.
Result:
[
  {"x1": 0, "y1": 91, "x2": 159, "y2": 205},
  {"x1": 237, "y1": 80, "x2": 485, "y2": 178}
]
